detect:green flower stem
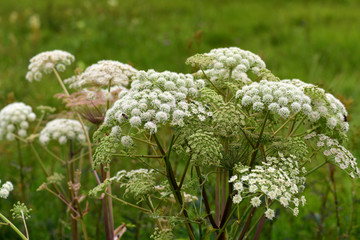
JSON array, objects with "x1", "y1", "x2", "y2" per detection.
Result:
[
  {"x1": 132, "y1": 136, "x2": 157, "y2": 146},
  {"x1": 271, "y1": 112, "x2": 298, "y2": 138},
  {"x1": 243, "y1": 213, "x2": 265, "y2": 239},
  {"x1": 195, "y1": 166, "x2": 218, "y2": 229},
  {"x1": 112, "y1": 154, "x2": 164, "y2": 158},
  {"x1": 0, "y1": 213, "x2": 28, "y2": 240},
  {"x1": 305, "y1": 161, "x2": 328, "y2": 176},
  {"x1": 288, "y1": 115, "x2": 306, "y2": 137},
  {"x1": 105, "y1": 192, "x2": 151, "y2": 213},
  {"x1": 29, "y1": 143, "x2": 49, "y2": 176},
  {"x1": 52, "y1": 67, "x2": 101, "y2": 185},
  {"x1": 230, "y1": 204, "x2": 252, "y2": 238},
  {"x1": 105, "y1": 79, "x2": 115, "y2": 239},
  {"x1": 37, "y1": 140, "x2": 66, "y2": 165},
  {"x1": 215, "y1": 167, "x2": 221, "y2": 225},
  {"x1": 21, "y1": 211, "x2": 29, "y2": 240},
  {"x1": 30, "y1": 143, "x2": 66, "y2": 196},
  {"x1": 32, "y1": 112, "x2": 45, "y2": 135},
  {"x1": 153, "y1": 134, "x2": 196, "y2": 240},
  {"x1": 145, "y1": 197, "x2": 163, "y2": 230},
  {"x1": 178, "y1": 155, "x2": 191, "y2": 190},
  {"x1": 16, "y1": 138, "x2": 26, "y2": 202},
  {"x1": 200, "y1": 67, "x2": 226, "y2": 97},
  {"x1": 250, "y1": 110, "x2": 270, "y2": 167},
  {"x1": 215, "y1": 206, "x2": 237, "y2": 240},
  {"x1": 238, "y1": 207, "x2": 256, "y2": 240}
]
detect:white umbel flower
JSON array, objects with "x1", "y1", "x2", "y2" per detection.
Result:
[
  {"x1": 265, "y1": 208, "x2": 275, "y2": 219},
  {"x1": 39, "y1": 119, "x2": 86, "y2": 145},
  {"x1": 26, "y1": 50, "x2": 75, "y2": 82},
  {"x1": 104, "y1": 69, "x2": 210, "y2": 137},
  {"x1": 64, "y1": 60, "x2": 137, "y2": 89},
  {"x1": 0, "y1": 102, "x2": 36, "y2": 141},
  {"x1": 0, "y1": 180, "x2": 14, "y2": 199},
  {"x1": 194, "y1": 47, "x2": 266, "y2": 85}
]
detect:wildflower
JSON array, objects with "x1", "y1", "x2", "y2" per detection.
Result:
[
  {"x1": 233, "y1": 194, "x2": 243, "y2": 204},
  {"x1": 0, "y1": 102, "x2": 36, "y2": 141},
  {"x1": 121, "y1": 135, "x2": 133, "y2": 148},
  {"x1": 39, "y1": 119, "x2": 86, "y2": 145},
  {"x1": 64, "y1": 60, "x2": 137, "y2": 89},
  {"x1": 26, "y1": 50, "x2": 75, "y2": 81},
  {"x1": 265, "y1": 208, "x2": 275, "y2": 220},
  {"x1": 250, "y1": 197, "x2": 262, "y2": 207}
]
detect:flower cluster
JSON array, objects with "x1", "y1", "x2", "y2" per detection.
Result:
[
  {"x1": 187, "y1": 129, "x2": 223, "y2": 166},
  {"x1": 284, "y1": 79, "x2": 348, "y2": 132},
  {"x1": 230, "y1": 153, "x2": 306, "y2": 219},
  {"x1": 187, "y1": 47, "x2": 266, "y2": 86},
  {"x1": 26, "y1": 50, "x2": 75, "y2": 82},
  {"x1": 11, "y1": 202, "x2": 32, "y2": 220},
  {"x1": 110, "y1": 169, "x2": 157, "y2": 198},
  {"x1": 304, "y1": 133, "x2": 360, "y2": 178},
  {"x1": 0, "y1": 180, "x2": 14, "y2": 199},
  {"x1": 0, "y1": 102, "x2": 36, "y2": 141},
  {"x1": 64, "y1": 60, "x2": 137, "y2": 89},
  {"x1": 236, "y1": 79, "x2": 312, "y2": 119},
  {"x1": 39, "y1": 119, "x2": 86, "y2": 145},
  {"x1": 104, "y1": 69, "x2": 208, "y2": 140}
]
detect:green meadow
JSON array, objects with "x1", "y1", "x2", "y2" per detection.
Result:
[{"x1": 1, "y1": 0, "x2": 360, "y2": 239}]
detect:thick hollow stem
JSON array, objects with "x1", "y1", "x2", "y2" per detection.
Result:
[{"x1": 153, "y1": 134, "x2": 196, "y2": 240}]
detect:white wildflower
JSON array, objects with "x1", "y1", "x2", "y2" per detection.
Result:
[
  {"x1": 26, "y1": 50, "x2": 75, "y2": 82},
  {"x1": 0, "y1": 102, "x2": 36, "y2": 141},
  {"x1": 39, "y1": 119, "x2": 86, "y2": 145},
  {"x1": 64, "y1": 60, "x2": 137, "y2": 89}
]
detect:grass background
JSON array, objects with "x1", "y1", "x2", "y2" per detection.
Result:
[{"x1": 1, "y1": 0, "x2": 360, "y2": 239}]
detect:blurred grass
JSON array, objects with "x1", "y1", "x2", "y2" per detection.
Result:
[{"x1": 1, "y1": 0, "x2": 360, "y2": 239}]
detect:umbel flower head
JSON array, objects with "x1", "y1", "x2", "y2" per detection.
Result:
[
  {"x1": 231, "y1": 153, "x2": 306, "y2": 219},
  {"x1": 103, "y1": 69, "x2": 209, "y2": 146},
  {"x1": 0, "y1": 102, "x2": 36, "y2": 141},
  {"x1": 64, "y1": 60, "x2": 138, "y2": 89},
  {"x1": 187, "y1": 47, "x2": 266, "y2": 86},
  {"x1": 39, "y1": 118, "x2": 86, "y2": 145},
  {"x1": 11, "y1": 202, "x2": 32, "y2": 220},
  {"x1": 0, "y1": 180, "x2": 14, "y2": 199},
  {"x1": 26, "y1": 50, "x2": 75, "y2": 82}
]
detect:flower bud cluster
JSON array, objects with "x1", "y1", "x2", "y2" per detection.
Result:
[
  {"x1": 110, "y1": 168, "x2": 156, "y2": 198},
  {"x1": 64, "y1": 60, "x2": 137, "y2": 89},
  {"x1": 104, "y1": 69, "x2": 208, "y2": 139},
  {"x1": 187, "y1": 129, "x2": 223, "y2": 166},
  {"x1": 0, "y1": 102, "x2": 36, "y2": 141},
  {"x1": 236, "y1": 79, "x2": 311, "y2": 119},
  {"x1": 0, "y1": 180, "x2": 14, "y2": 199},
  {"x1": 304, "y1": 133, "x2": 360, "y2": 178},
  {"x1": 26, "y1": 50, "x2": 75, "y2": 82},
  {"x1": 230, "y1": 153, "x2": 306, "y2": 219},
  {"x1": 39, "y1": 119, "x2": 86, "y2": 145},
  {"x1": 190, "y1": 47, "x2": 266, "y2": 85}
]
